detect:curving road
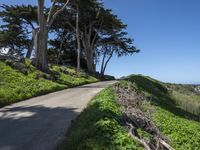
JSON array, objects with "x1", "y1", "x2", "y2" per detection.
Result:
[{"x1": 0, "y1": 81, "x2": 117, "y2": 150}]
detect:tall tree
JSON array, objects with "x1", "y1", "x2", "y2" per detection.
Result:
[
  {"x1": 49, "y1": 3, "x2": 88, "y2": 69},
  {"x1": 34, "y1": 0, "x2": 69, "y2": 72},
  {"x1": 65, "y1": 0, "x2": 103, "y2": 73},
  {"x1": 75, "y1": 1, "x2": 81, "y2": 72},
  {"x1": 61, "y1": 0, "x2": 89, "y2": 72},
  {"x1": 48, "y1": 28, "x2": 87, "y2": 67},
  {"x1": 100, "y1": 31, "x2": 139, "y2": 75}
]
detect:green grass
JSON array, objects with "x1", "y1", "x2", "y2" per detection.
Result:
[
  {"x1": 65, "y1": 87, "x2": 143, "y2": 150},
  {"x1": 51, "y1": 65, "x2": 98, "y2": 86},
  {"x1": 65, "y1": 75, "x2": 200, "y2": 149},
  {"x1": 168, "y1": 84, "x2": 200, "y2": 116},
  {"x1": 152, "y1": 106, "x2": 200, "y2": 150},
  {"x1": 0, "y1": 60, "x2": 98, "y2": 106},
  {"x1": 124, "y1": 75, "x2": 200, "y2": 149}
]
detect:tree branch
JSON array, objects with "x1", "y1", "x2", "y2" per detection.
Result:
[
  {"x1": 91, "y1": 19, "x2": 103, "y2": 49},
  {"x1": 47, "y1": 0, "x2": 56, "y2": 24},
  {"x1": 67, "y1": 22, "x2": 76, "y2": 31},
  {"x1": 48, "y1": 0, "x2": 70, "y2": 28},
  {"x1": 100, "y1": 48, "x2": 106, "y2": 74},
  {"x1": 102, "y1": 47, "x2": 114, "y2": 74},
  {"x1": 127, "y1": 123, "x2": 152, "y2": 150},
  {"x1": 22, "y1": 18, "x2": 35, "y2": 29}
]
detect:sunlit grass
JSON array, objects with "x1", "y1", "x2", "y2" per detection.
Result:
[{"x1": 0, "y1": 60, "x2": 98, "y2": 106}]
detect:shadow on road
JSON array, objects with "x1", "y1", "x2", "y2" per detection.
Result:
[{"x1": 0, "y1": 105, "x2": 78, "y2": 150}]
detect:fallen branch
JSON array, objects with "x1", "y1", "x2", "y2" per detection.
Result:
[
  {"x1": 159, "y1": 139, "x2": 175, "y2": 150},
  {"x1": 127, "y1": 123, "x2": 152, "y2": 150}
]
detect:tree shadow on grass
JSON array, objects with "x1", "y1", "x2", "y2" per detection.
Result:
[
  {"x1": 65, "y1": 101, "x2": 130, "y2": 150},
  {"x1": 0, "y1": 105, "x2": 79, "y2": 150}
]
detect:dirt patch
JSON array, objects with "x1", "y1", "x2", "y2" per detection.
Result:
[{"x1": 114, "y1": 82, "x2": 174, "y2": 150}]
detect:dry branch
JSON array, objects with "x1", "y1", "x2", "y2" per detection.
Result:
[
  {"x1": 127, "y1": 122, "x2": 152, "y2": 150},
  {"x1": 115, "y1": 84, "x2": 175, "y2": 150}
]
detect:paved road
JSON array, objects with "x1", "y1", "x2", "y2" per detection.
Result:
[{"x1": 0, "y1": 81, "x2": 117, "y2": 150}]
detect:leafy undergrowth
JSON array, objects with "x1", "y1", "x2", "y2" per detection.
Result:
[
  {"x1": 0, "y1": 60, "x2": 98, "y2": 106},
  {"x1": 125, "y1": 75, "x2": 200, "y2": 149},
  {"x1": 65, "y1": 87, "x2": 143, "y2": 150}
]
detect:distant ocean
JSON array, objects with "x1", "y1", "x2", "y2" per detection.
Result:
[
  {"x1": 164, "y1": 81, "x2": 200, "y2": 85},
  {"x1": 181, "y1": 82, "x2": 200, "y2": 85}
]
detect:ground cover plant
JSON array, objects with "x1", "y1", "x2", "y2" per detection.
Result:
[
  {"x1": 65, "y1": 87, "x2": 143, "y2": 150},
  {"x1": 0, "y1": 60, "x2": 98, "y2": 106},
  {"x1": 125, "y1": 75, "x2": 200, "y2": 149},
  {"x1": 65, "y1": 75, "x2": 200, "y2": 149}
]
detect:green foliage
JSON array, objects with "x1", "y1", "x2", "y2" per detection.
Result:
[
  {"x1": 0, "y1": 4, "x2": 37, "y2": 55},
  {"x1": 51, "y1": 65, "x2": 98, "y2": 87},
  {"x1": 125, "y1": 75, "x2": 200, "y2": 149},
  {"x1": 152, "y1": 106, "x2": 200, "y2": 150},
  {"x1": 0, "y1": 61, "x2": 98, "y2": 106},
  {"x1": 126, "y1": 75, "x2": 169, "y2": 98},
  {"x1": 65, "y1": 87, "x2": 143, "y2": 150}
]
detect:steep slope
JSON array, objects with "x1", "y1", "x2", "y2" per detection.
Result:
[
  {"x1": 122, "y1": 75, "x2": 200, "y2": 149},
  {"x1": 0, "y1": 60, "x2": 98, "y2": 106}
]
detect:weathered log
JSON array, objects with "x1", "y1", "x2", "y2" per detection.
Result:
[{"x1": 159, "y1": 139, "x2": 175, "y2": 150}]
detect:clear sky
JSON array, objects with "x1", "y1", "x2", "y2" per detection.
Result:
[{"x1": 0, "y1": 0, "x2": 200, "y2": 83}]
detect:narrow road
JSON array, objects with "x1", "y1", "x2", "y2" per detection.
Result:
[{"x1": 0, "y1": 81, "x2": 117, "y2": 150}]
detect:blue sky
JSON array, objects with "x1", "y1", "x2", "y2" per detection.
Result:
[{"x1": 0, "y1": 0, "x2": 200, "y2": 83}]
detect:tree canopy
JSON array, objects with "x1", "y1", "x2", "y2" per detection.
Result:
[{"x1": 0, "y1": 0, "x2": 139, "y2": 74}]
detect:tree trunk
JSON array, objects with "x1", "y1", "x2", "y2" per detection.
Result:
[
  {"x1": 36, "y1": 27, "x2": 48, "y2": 72},
  {"x1": 33, "y1": 0, "x2": 69, "y2": 72},
  {"x1": 100, "y1": 51, "x2": 106, "y2": 75},
  {"x1": 101, "y1": 49, "x2": 114, "y2": 76},
  {"x1": 26, "y1": 38, "x2": 34, "y2": 59},
  {"x1": 35, "y1": 0, "x2": 49, "y2": 72},
  {"x1": 76, "y1": 3, "x2": 81, "y2": 72},
  {"x1": 57, "y1": 38, "x2": 64, "y2": 65},
  {"x1": 86, "y1": 48, "x2": 95, "y2": 73},
  {"x1": 81, "y1": 37, "x2": 96, "y2": 74}
]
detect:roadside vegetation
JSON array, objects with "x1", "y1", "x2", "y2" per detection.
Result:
[
  {"x1": 125, "y1": 75, "x2": 200, "y2": 149},
  {"x1": 65, "y1": 75, "x2": 200, "y2": 149},
  {"x1": 65, "y1": 87, "x2": 143, "y2": 150},
  {"x1": 0, "y1": 60, "x2": 98, "y2": 107}
]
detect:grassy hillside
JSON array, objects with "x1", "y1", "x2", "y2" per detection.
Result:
[
  {"x1": 65, "y1": 75, "x2": 200, "y2": 150},
  {"x1": 0, "y1": 60, "x2": 98, "y2": 107},
  {"x1": 126, "y1": 75, "x2": 200, "y2": 116},
  {"x1": 65, "y1": 87, "x2": 143, "y2": 150},
  {"x1": 167, "y1": 83, "x2": 200, "y2": 116},
  {"x1": 125, "y1": 75, "x2": 200, "y2": 149}
]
